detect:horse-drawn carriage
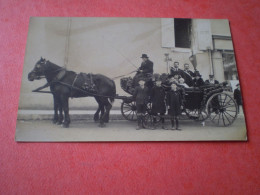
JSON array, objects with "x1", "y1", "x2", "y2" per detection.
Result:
[
  {"x1": 28, "y1": 58, "x2": 238, "y2": 128},
  {"x1": 120, "y1": 75, "x2": 238, "y2": 128}
]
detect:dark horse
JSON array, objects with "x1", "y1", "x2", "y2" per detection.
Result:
[{"x1": 28, "y1": 57, "x2": 116, "y2": 128}]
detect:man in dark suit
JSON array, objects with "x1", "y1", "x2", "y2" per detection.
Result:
[
  {"x1": 166, "y1": 83, "x2": 183, "y2": 130},
  {"x1": 205, "y1": 74, "x2": 219, "y2": 85},
  {"x1": 133, "y1": 80, "x2": 149, "y2": 130},
  {"x1": 182, "y1": 63, "x2": 195, "y2": 86},
  {"x1": 133, "y1": 54, "x2": 154, "y2": 86},
  {"x1": 234, "y1": 83, "x2": 243, "y2": 113},
  {"x1": 150, "y1": 79, "x2": 167, "y2": 129},
  {"x1": 170, "y1": 61, "x2": 184, "y2": 78}
]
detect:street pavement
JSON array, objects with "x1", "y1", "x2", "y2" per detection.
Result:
[{"x1": 16, "y1": 115, "x2": 247, "y2": 142}]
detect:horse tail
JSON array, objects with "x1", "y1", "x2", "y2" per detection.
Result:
[{"x1": 109, "y1": 80, "x2": 116, "y2": 103}]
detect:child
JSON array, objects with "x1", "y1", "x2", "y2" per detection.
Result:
[
  {"x1": 179, "y1": 78, "x2": 189, "y2": 88},
  {"x1": 133, "y1": 80, "x2": 149, "y2": 130},
  {"x1": 166, "y1": 83, "x2": 183, "y2": 130},
  {"x1": 150, "y1": 79, "x2": 166, "y2": 129}
]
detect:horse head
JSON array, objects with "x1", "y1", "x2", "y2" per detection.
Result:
[{"x1": 28, "y1": 57, "x2": 47, "y2": 81}]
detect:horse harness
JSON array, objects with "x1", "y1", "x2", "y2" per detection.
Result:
[{"x1": 32, "y1": 69, "x2": 97, "y2": 97}]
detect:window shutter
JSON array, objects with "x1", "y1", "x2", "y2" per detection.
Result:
[{"x1": 161, "y1": 18, "x2": 175, "y2": 48}]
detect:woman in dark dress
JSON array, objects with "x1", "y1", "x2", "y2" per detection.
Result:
[
  {"x1": 150, "y1": 80, "x2": 166, "y2": 129},
  {"x1": 193, "y1": 71, "x2": 204, "y2": 87},
  {"x1": 166, "y1": 83, "x2": 183, "y2": 130}
]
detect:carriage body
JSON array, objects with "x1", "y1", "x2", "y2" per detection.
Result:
[{"x1": 120, "y1": 76, "x2": 238, "y2": 127}]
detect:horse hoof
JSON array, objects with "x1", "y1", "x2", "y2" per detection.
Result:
[
  {"x1": 98, "y1": 124, "x2": 106, "y2": 128},
  {"x1": 62, "y1": 123, "x2": 69, "y2": 128},
  {"x1": 52, "y1": 120, "x2": 58, "y2": 124}
]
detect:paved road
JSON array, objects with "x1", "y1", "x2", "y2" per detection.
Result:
[{"x1": 16, "y1": 116, "x2": 247, "y2": 142}]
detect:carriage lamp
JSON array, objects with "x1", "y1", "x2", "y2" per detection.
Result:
[{"x1": 164, "y1": 53, "x2": 172, "y2": 73}]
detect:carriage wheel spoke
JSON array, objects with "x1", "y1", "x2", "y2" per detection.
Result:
[
  {"x1": 225, "y1": 109, "x2": 236, "y2": 112},
  {"x1": 222, "y1": 113, "x2": 226, "y2": 126},
  {"x1": 211, "y1": 112, "x2": 218, "y2": 121},
  {"x1": 223, "y1": 112, "x2": 231, "y2": 124},
  {"x1": 222, "y1": 94, "x2": 228, "y2": 107},
  {"x1": 217, "y1": 113, "x2": 221, "y2": 125},
  {"x1": 123, "y1": 108, "x2": 132, "y2": 113},
  {"x1": 225, "y1": 111, "x2": 236, "y2": 118}
]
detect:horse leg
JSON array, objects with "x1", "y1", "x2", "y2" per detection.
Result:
[
  {"x1": 52, "y1": 95, "x2": 59, "y2": 124},
  {"x1": 94, "y1": 97, "x2": 105, "y2": 123},
  {"x1": 57, "y1": 100, "x2": 63, "y2": 125},
  {"x1": 94, "y1": 106, "x2": 101, "y2": 122},
  {"x1": 60, "y1": 95, "x2": 70, "y2": 128},
  {"x1": 100, "y1": 98, "x2": 112, "y2": 125}
]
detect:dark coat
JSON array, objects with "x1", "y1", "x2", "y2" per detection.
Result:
[
  {"x1": 193, "y1": 78, "x2": 205, "y2": 87},
  {"x1": 170, "y1": 68, "x2": 184, "y2": 78},
  {"x1": 151, "y1": 86, "x2": 166, "y2": 114},
  {"x1": 166, "y1": 90, "x2": 182, "y2": 116},
  {"x1": 133, "y1": 86, "x2": 149, "y2": 105},
  {"x1": 139, "y1": 59, "x2": 154, "y2": 74},
  {"x1": 205, "y1": 79, "x2": 219, "y2": 85},
  {"x1": 182, "y1": 70, "x2": 195, "y2": 86},
  {"x1": 234, "y1": 88, "x2": 242, "y2": 105}
]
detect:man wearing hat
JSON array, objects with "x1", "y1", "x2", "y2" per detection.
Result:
[
  {"x1": 133, "y1": 79, "x2": 149, "y2": 130},
  {"x1": 193, "y1": 71, "x2": 204, "y2": 87},
  {"x1": 205, "y1": 74, "x2": 219, "y2": 85},
  {"x1": 133, "y1": 54, "x2": 154, "y2": 86},
  {"x1": 150, "y1": 78, "x2": 167, "y2": 129},
  {"x1": 234, "y1": 83, "x2": 243, "y2": 113}
]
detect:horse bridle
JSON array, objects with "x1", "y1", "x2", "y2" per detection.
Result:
[{"x1": 32, "y1": 60, "x2": 65, "y2": 80}]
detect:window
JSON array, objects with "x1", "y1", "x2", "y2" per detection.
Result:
[{"x1": 174, "y1": 18, "x2": 192, "y2": 48}]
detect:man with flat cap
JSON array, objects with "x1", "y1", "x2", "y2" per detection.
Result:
[
  {"x1": 205, "y1": 74, "x2": 219, "y2": 85},
  {"x1": 133, "y1": 54, "x2": 154, "y2": 86}
]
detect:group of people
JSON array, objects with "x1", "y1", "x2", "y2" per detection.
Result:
[{"x1": 132, "y1": 54, "x2": 242, "y2": 130}]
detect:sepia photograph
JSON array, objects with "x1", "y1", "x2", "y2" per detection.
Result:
[{"x1": 16, "y1": 17, "x2": 247, "y2": 141}]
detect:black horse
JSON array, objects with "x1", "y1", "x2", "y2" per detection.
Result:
[{"x1": 28, "y1": 57, "x2": 116, "y2": 128}]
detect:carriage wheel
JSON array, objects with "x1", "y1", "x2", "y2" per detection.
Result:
[
  {"x1": 121, "y1": 100, "x2": 137, "y2": 121},
  {"x1": 206, "y1": 92, "x2": 238, "y2": 126},
  {"x1": 143, "y1": 114, "x2": 162, "y2": 129},
  {"x1": 185, "y1": 108, "x2": 208, "y2": 121}
]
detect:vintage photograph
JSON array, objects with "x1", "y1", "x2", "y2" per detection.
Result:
[{"x1": 16, "y1": 17, "x2": 247, "y2": 141}]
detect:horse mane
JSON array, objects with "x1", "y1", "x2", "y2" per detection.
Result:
[{"x1": 45, "y1": 60, "x2": 63, "y2": 70}]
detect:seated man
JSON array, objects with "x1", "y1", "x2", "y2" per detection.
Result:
[
  {"x1": 182, "y1": 63, "x2": 195, "y2": 87},
  {"x1": 133, "y1": 54, "x2": 154, "y2": 86},
  {"x1": 169, "y1": 61, "x2": 184, "y2": 78},
  {"x1": 205, "y1": 74, "x2": 219, "y2": 85}
]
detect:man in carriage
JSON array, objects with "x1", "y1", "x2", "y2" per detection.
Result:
[
  {"x1": 132, "y1": 54, "x2": 154, "y2": 87},
  {"x1": 205, "y1": 74, "x2": 219, "y2": 85},
  {"x1": 182, "y1": 63, "x2": 195, "y2": 86}
]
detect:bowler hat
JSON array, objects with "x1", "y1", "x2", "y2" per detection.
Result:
[{"x1": 141, "y1": 54, "x2": 149, "y2": 58}]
